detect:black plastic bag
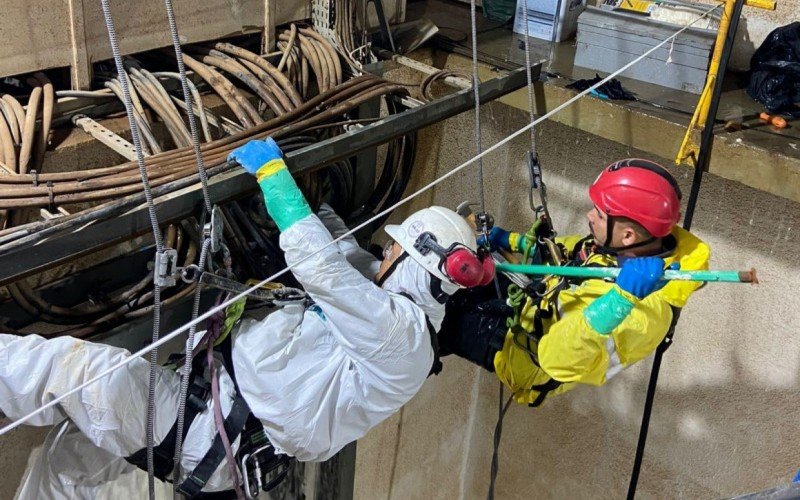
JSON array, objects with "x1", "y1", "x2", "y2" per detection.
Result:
[
  {"x1": 747, "y1": 22, "x2": 800, "y2": 113},
  {"x1": 566, "y1": 74, "x2": 635, "y2": 100}
]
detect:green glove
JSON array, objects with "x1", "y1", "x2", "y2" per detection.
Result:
[
  {"x1": 228, "y1": 138, "x2": 312, "y2": 231},
  {"x1": 582, "y1": 287, "x2": 635, "y2": 335},
  {"x1": 255, "y1": 159, "x2": 312, "y2": 231}
]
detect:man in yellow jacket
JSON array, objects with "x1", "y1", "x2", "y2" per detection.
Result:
[{"x1": 439, "y1": 158, "x2": 710, "y2": 406}]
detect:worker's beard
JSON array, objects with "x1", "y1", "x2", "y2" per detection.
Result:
[{"x1": 379, "y1": 257, "x2": 454, "y2": 332}]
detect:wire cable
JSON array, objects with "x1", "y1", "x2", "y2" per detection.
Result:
[
  {"x1": 160, "y1": 1, "x2": 219, "y2": 496},
  {"x1": 0, "y1": 1, "x2": 721, "y2": 446},
  {"x1": 520, "y1": 0, "x2": 537, "y2": 156},
  {"x1": 97, "y1": 1, "x2": 167, "y2": 496},
  {"x1": 171, "y1": 238, "x2": 211, "y2": 498},
  {"x1": 162, "y1": 0, "x2": 212, "y2": 215},
  {"x1": 469, "y1": 0, "x2": 486, "y2": 214}
]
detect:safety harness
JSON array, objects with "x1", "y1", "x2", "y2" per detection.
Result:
[
  {"x1": 503, "y1": 231, "x2": 681, "y2": 408},
  {"x1": 503, "y1": 226, "x2": 623, "y2": 407},
  {"x1": 125, "y1": 299, "x2": 294, "y2": 499},
  {"x1": 127, "y1": 255, "x2": 447, "y2": 497}
]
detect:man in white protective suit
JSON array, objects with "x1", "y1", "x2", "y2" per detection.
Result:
[{"x1": 0, "y1": 137, "x2": 496, "y2": 499}]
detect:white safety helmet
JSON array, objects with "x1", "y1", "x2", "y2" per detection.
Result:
[{"x1": 385, "y1": 206, "x2": 495, "y2": 288}]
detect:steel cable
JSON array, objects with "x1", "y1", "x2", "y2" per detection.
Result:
[
  {"x1": 97, "y1": 1, "x2": 167, "y2": 496},
  {"x1": 162, "y1": 0, "x2": 213, "y2": 215}
]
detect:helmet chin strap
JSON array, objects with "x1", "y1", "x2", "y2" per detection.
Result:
[
  {"x1": 375, "y1": 252, "x2": 409, "y2": 288},
  {"x1": 594, "y1": 215, "x2": 656, "y2": 255},
  {"x1": 375, "y1": 252, "x2": 450, "y2": 304}
]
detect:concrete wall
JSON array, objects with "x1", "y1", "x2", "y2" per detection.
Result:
[{"x1": 354, "y1": 98, "x2": 800, "y2": 498}]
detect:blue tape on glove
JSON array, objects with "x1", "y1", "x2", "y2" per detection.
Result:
[
  {"x1": 583, "y1": 287, "x2": 635, "y2": 335},
  {"x1": 258, "y1": 166, "x2": 312, "y2": 231}
]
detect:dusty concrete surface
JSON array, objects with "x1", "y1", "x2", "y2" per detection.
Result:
[
  {"x1": 0, "y1": 423, "x2": 50, "y2": 497},
  {"x1": 354, "y1": 100, "x2": 800, "y2": 498}
]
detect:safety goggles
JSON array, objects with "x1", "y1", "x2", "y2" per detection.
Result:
[{"x1": 413, "y1": 232, "x2": 495, "y2": 288}]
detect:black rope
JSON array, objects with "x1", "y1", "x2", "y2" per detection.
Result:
[
  {"x1": 487, "y1": 389, "x2": 514, "y2": 500},
  {"x1": 626, "y1": 1, "x2": 744, "y2": 497}
]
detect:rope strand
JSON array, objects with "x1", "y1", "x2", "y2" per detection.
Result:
[
  {"x1": 97, "y1": 1, "x2": 167, "y2": 496},
  {"x1": 469, "y1": 0, "x2": 486, "y2": 214}
]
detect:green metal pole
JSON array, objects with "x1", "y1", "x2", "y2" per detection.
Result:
[{"x1": 495, "y1": 263, "x2": 757, "y2": 283}]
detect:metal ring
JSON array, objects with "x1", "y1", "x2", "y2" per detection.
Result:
[{"x1": 180, "y1": 264, "x2": 201, "y2": 284}]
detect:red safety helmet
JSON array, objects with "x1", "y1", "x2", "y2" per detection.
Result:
[{"x1": 589, "y1": 158, "x2": 682, "y2": 238}]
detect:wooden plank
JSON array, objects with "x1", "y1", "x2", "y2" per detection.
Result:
[
  {"x1": 80, "y1": 0, "x2": 265, "y2": 63},
  {"x1": 67, "y1": 0, "x2": 92, "y2": 90},
  {"x1": 262, "y1": 0, "x2": 277, "y2": 53}
]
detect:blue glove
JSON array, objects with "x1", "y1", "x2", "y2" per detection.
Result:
[
  {"x1": 616, "y1": 257, "x2": 667, "y2": 299},
  {"x1": 477, "y1": 226, "x2": 511, "y2": 251},
  {"x1": 227, "y1": 138, "x2": 311, "y2": 231},
  {"x1": 227, "y1": 137, "x2": 283, "y2": 175}
]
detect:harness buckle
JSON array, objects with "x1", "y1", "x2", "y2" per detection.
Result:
[
  {"x1": 239, "y1": 440, "x2": 292, "y2": 499},
  {"x1": 186, "y1": 376, "x2": 210, "y2": 412}
]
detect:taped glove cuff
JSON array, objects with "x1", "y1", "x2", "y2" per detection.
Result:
[
  {"x1": 255, "y1": 158, "x2": 287, "y2": 183},
  {"x1": 508, "y1": 232, "x2": 524, "y2": 253},
  {"x1": 258, "y1": 166, "x2": 312, "y2": 231},
  {"x1": 583, "y1": 287, "x2": 635, "y2": 335}
]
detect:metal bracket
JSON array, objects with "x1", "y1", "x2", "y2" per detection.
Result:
[
  {"x1": 365, "y1": 0, "x2": 396, "y2": 53},
  {"x1": 154, "y1": 249, "x2": 178, "y2": 287},
  {"x1": 208, "y1": 205, "x2": 224, "y2": 254},
  {"x1": 311, "y1": 0, "x2": 337, "y2": 44},
  {"x1": 39, "y1": 206, "x2": 70, "y2": 220},
  {"x1": 73, "y1": 114, "x2": 145, "y2": 161}
]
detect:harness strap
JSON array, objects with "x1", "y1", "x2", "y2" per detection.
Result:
[
  {"x1": 528, "y1": 378, "x2": 562, "y2": 408},
  {"x1": 396, "y1": 291, "x2": 442, "y2": 376},
  {"x1": 177, "y1": 392, "x2": 251, "y2": 498},
  {"x1": 124, "y1": 368, "x2": 210, "y2": 481},
  {"x1": 426, "y1": 317, "x2": 443, "y2": 376}
]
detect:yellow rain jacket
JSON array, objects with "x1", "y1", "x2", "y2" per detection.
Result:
[{"x1": 493, "y1": 226, "x2": 710, "y2": 406}]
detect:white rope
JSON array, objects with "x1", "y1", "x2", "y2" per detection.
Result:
[
  {"x1": 0, "y1": 1, "x2": 720, "y2": 438},
  {"x1": 468, "y1": 0, "x2": 486, "y2": 213}
]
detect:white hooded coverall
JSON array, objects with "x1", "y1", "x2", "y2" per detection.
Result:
[{"x1": 0, "y1": 206, "x2": 448, "y2": 498}]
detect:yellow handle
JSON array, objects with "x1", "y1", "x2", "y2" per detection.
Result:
[
  {"x1": 744, "y1": 0, "x2": 777, "y2": 9},
  {"x1": 720, "y1": 0, "x2": 777, "y2": 9}
]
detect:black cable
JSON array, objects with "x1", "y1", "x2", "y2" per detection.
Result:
[
  {"x1": 487, "y1": 390, "x2": 514, "y2": 500},
  {"x1": 626, "y1": 1, "x2": 744, "y2": 497}
]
